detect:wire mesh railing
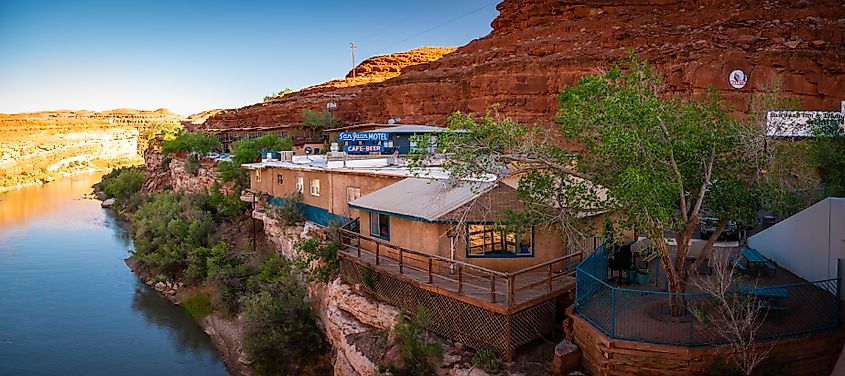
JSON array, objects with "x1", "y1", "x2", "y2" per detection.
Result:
[{"x1": 575, "y1": 245, "x2": 841, "y2": 346}]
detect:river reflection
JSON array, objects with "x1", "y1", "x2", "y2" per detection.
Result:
[{"x1": 0, "y1": 173, "x2": 229, "y2": 376}]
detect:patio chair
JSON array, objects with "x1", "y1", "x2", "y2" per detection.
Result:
[{"x1": 609, "y1": 243, "x2": 633, "y2": 283}]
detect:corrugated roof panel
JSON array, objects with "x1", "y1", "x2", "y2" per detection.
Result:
[{"x1": 348, "y1": 178, "x2": 495, "y2": 222}]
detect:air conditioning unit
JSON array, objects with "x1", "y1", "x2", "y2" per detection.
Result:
[{"x1": 279, "y1": 151, "x2": 294, "y2": 161}]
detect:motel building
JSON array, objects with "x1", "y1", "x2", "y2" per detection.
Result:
[{"x1": 243, "y1": 153, "x2": 600, "y2": 358}]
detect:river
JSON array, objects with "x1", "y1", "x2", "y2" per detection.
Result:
[{"x1": 0, "y1": 172, "x2": 229, "y2": 376}]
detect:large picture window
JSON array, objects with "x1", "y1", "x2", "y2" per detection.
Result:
[
  {"x1": 467, "y1": 225, "x2": 533, "y2": 257},
  {"x1": 369, "y1": 212, "x2": 390, "y2": 240}
]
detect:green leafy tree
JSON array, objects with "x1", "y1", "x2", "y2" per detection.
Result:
[
  {"x1": 100, "y1": 167, "x2": 145, "y2": 201},
  {"x1": 263, "y1": 88, "x2": 293, "y2": 101},
  {"x1": 242, "y1": 259, "x2": 326, "y2": 376},
  {"x1": 161, "y1": 131, "x2": 222, "y2": 155},
  {"x1": 218, "y1": 134, "x2": 293, "y2": 189},
  {"x1": 301, "y1": 108, "x2": 340, "y2": 128},
  {"x1": 410, "y1": 55, "x2": 810, "y2": 313},
  {"x1": 808, "y1": 118, "x2": 845, "y2": 196}
]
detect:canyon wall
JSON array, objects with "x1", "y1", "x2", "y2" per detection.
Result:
[
  {"x1": 0, "y1": 109, "x2": 183, "y2": 190},
  {"x1": 196, "y1": 0, "x2": 844, "y2": 131}
]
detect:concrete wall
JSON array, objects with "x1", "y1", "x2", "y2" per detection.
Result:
[{"x1": 749, "y1": 198, "x2": 845, "y2": 298}]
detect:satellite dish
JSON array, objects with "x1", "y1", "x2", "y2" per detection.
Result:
[{"x1": 387, "y1": 119, "x2": 396, "y2": 125}]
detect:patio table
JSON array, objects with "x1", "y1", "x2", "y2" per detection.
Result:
[
  {"x1": 737, "y1": 286, "x2": 790, "y2": 300},
  {"x1": 741, "y1": 248, "x2": 776, "y2": 276}
]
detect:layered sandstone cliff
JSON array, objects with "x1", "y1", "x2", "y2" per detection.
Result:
[
  {"x1": 196, "y1": 0, "x2": 844, "y2": 131},
  {"x1": 0, "y1": 109, "x2": 183, "y2": 190}
]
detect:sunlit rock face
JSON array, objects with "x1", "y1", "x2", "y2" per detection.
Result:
[
  {"x1": 0, "y1": 109, "x2": 184, "y2": 190},
  {"x1": 194, "y1": 0, "x2": 843, "y2": 132}
]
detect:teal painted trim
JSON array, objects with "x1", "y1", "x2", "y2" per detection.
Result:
[
  {"x1": 266, "y1": 195, "x2": 349, "y2": 227},
  {"x1": 348, "y1": 204, "x2": 433, "y2": 224}
]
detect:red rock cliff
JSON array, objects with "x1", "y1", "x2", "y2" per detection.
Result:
[{"x1": 196, "y1": 0, "x2": 844, "y2": 130}]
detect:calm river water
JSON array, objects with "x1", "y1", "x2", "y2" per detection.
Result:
[{"x1": 0, "y1": 173, "x2": 229, "y2": 376}]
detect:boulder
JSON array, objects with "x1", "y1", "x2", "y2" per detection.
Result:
[
  {"x1": 100, "y1": 198, "x2": 115, "y2": 208},
  {"x1": 552, "y1": 340, "x2": 581, "y2": 374}
]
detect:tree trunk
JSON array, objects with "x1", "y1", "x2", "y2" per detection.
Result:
[
  {"x1": 689, "y1": 220, "x2": 728, "y2": 278},
  {"x1": 653, "y1": 231, "x2": 688, "y2": 315}
]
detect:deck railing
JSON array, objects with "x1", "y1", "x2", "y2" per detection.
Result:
[
  {"x1": 575, "y1": 245, "x2": 842, "y2": 346},
  {"x1": 337, "y1": 226, "x2": 590, "y2": 309}
]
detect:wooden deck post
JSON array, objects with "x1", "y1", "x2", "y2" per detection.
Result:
[
  {"x1": 427, "y1": 258, "x2": 433, "y2": 284},
  {"x1": 548, "y1": 264, "x2": 553, "y2": 293},
  {"x1": 375, "y1": 242, "x2": 380, "y2": 265},
  {"x1": 507, "y1": 275, "x2": 514, "y2": 306},
  {"x1": 457, "y1": 264, "x2": 463, "y2": 293},
  {"x1": 356, "y1": 235, "x2": 360, "y2": 258},
  {"x1": 399, "y1": 248, "x2": 404, "y2": 274},
  {"x1": 490, "y1": 273, "x2": 497, "y2": 303}
]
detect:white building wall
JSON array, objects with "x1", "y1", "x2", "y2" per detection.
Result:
[{"x1": 748, "y1": 197, "x2": 845, "y2": 299}]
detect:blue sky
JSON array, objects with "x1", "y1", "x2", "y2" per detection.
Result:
[{"x1": 0, "y1": 0, "x2": 499, "y2": 115}]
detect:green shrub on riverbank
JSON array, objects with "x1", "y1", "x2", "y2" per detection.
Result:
[
  {"x1": 182, "y1": 292, "x2": 213, "y2": 321},
  {"x1": 242, "y1": 259, "x2": 327, "y2": 376},
  {"x1": 131, "y1": 191, "x2": 216, "y2": 276},
  {"x1": 99, "y1": 167, "x2": 145, "y2": 201}
]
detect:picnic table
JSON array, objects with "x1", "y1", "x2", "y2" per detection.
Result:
[
  {"x1": 740, "y1": 248, "x2": 777, "y2": 276},
  {"x1": 737, "y1": 285, "x2": 790, "y2": 311}
]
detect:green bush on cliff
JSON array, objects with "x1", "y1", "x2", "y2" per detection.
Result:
[
  {"x1": 242, "y1": 260, "x2": 326, "y2": 376},
  {"x1": 207, "y1": 184, "x2": 249, "y2": 220},
  {"x1": 218, "y1": 134, "x2": 293, "y2": 189},
  {"x1": 161, "y1": 131, "x2": 221, "y2": 156},
  {"x1": 131, "y1": 191, "x2": 216, "y2": 276},
  {"x1": 100, "y1": 166, "x2": 145, "y2": 201},
  {"x1": 386, "y1": 307, "x2": 443, "y2": 376}
]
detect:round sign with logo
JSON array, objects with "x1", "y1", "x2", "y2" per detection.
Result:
[{"x1": 729, "y1": 69, "x2": 748, "y2": 89}]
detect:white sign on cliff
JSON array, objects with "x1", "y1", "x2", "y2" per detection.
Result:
[
  {"x1": 766, "y1": 109, "x2": 844, "y2": 137},
  {"x1": 729, "y1": 69, "x2": 748, "y2": 89}
]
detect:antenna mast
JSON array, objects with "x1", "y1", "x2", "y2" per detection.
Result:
[{"x1": 349, "y1": 42, "x2": 357, "y2": 78}]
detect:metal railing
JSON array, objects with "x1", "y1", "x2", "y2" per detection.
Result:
[
  {"x1": 336, "y1": 223, "x2": 591, "y2": 309},
  {"x1": 574, "y1": 245, "x2": 841, "y2": 346}
]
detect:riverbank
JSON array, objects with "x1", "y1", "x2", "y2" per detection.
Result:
[
  {"x1": 125, "y1": 258, "x2": 253, "y2": 376},
  {"x1": 0, "y1": 162, "x2": 142, "y2": 193}
]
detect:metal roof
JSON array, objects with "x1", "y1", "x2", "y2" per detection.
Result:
[
  {"x1": 362, "y1": 124, "x2": 450, "y2": 134},
  {"x1": 348, "y1": 178, "x2": 495, "y2": 222}
]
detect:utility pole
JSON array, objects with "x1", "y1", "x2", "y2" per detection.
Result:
[{"x1": 349, "y1": 42, "x2": 357, "y2": 78}]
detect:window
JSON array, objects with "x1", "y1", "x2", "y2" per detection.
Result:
[
  {"x1": 467, "y1": 225, "x2": 533, "y2": 257},
  {"x1": 346, "y1": 187, "x2": 361, "y2": 202},
  {"x1": 310, "y1": 178, "x2": 320, "y2": 196},
  {"x1": 295, "y1": 176, "x2": 304, "y2": 193},
  {"x1": 369, "y1": 212, "x2": 390, "y2": 240},
  {"x1": 256, "y1": 170, "x2": 262, "y2": 183},
  {"x1": 276, "y1": 174, "x2": 284, "y2": 185}
]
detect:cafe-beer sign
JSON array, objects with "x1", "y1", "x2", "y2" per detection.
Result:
[
  {"x1": 767, "y1": 109, "x2": 844, "y2": 137},
  {"x1": 338, "y1": 132, "x2": 388, "y2": 142}
]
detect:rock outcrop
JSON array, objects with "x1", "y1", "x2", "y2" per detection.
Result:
[
  {"x1": 141, "y1": 151, "x2": 229, "y2": 194},
  {"x1": 255, "y1": 209, "x2": 399, "y2": 376},
  {"x1": 195, "y1": 0, "x2": 844, "y2": 131},
  {"x1": 0, "y1": 109, "x2": 183, "y2": 190}
]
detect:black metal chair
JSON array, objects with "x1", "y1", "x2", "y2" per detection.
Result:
[{"x1": 609, "y1": 243, "x2": 633, "y2": 283}]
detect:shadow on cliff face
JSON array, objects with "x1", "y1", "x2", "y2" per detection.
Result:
[{"x1": 130, "y1": 281, "x2": 218, "y2": 356}]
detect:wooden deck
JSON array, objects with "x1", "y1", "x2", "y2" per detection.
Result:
[{"x1": 338, "y1": 228, "x2": 579, "y2": 315}]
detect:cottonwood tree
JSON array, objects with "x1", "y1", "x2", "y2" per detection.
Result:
[{"x1": 410, "y1": 55, "x2": 808, "y2": 313}]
